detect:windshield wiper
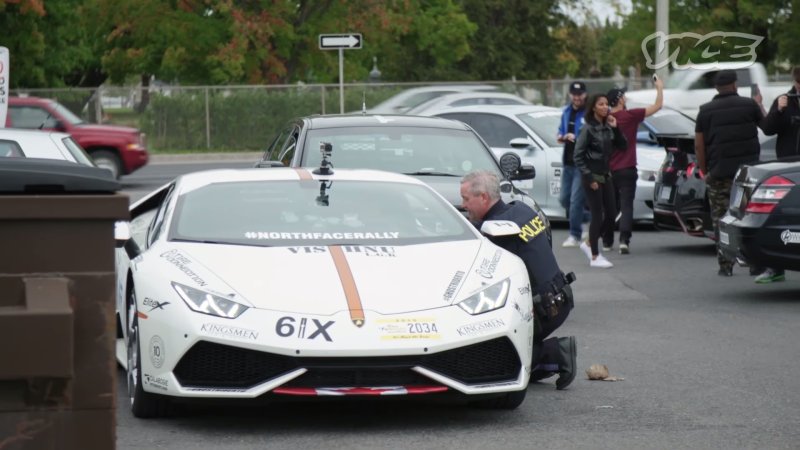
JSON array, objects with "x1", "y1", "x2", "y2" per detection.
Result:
[{"x1": 403, "y1": 171, "x2": 460, "y2": 177}]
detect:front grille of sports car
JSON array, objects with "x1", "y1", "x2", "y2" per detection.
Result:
[
  {"x1": 422, "y1": 337, "x2": 520, "y2": 384},
  {"x1": 173, "y1": 341, "x2": 297, "y2": 388},
  {"x1": 173, "y1": 337, "x2": 520, "y2": 389}
]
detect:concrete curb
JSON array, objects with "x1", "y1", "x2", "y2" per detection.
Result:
[{"x1": 149, "y1": 151, "x2": 263, "y2": 163}]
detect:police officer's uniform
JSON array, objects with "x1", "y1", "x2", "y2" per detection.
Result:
[{"x1": 479, "y1": 200, "x2": 576, "y2": 388}]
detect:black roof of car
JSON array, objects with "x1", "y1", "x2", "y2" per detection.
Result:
[{"x1": 305, "y1": 114, "x2": 472, "y2": 130}]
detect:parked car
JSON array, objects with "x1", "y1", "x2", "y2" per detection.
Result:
[
  {"x1": 423, "y1": 104, "x2": 677, "y2": 222},
  {"x1": 653, "y1": 134, "x2": 777, "y2": 239},
  {"x1": 116, "y1": 166, "x2": 534, "y2": 417},
  {"x1": 366, "y1": 84, "x2": 498, "y2": 115},
  {"x1": 719, "y1": 158, "x2": 800, "y2": 272},
  {"x1": 0, "y1": 128, "x2": 96, "y2": 167},
  {"x1": 6, "y1": 96, "x2": 149, "y2": 178},
  {"x1": 256, "y1": 114, "x2": 550, "y2": 242},
  {"x1": 405, "y1": 92, "x2": 533, "y2": 115}
]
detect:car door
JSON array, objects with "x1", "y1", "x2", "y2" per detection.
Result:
[{"x1": 437, "y1": 112, "x2": 553, "y2": 213}]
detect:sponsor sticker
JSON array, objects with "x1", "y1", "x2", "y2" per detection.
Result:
[
  {"x1": 143, "y1": 373, "x2": 169, "y2": 391},
  {"x1": 149, "y1": 335, "x2": 165, "y2": 369},
  {"x1": 276, "y1": 316, "x2": 334, "y2": 342},
  {"x1": 246, "y1": 231, "x2": 400, "y2": 240},
  {"x1": 288, "y1": 245, "x2": 396, "y2": 257},
  {"x1": 200, "y1": 323, "x2": 259, "y2": 340},
  {"x1": 377, "y1": 317, "x2": 440, "y2": 340},
  {"x1": 476, "y1": 250, "x2": 502, "y2": 279},
  {"x1": 160, "y1": 249, "x2": 207, "y2": 286},
  {"x1": 456, "y1": 318, "x2": 505, "y2": 337},
  {"x1": 143, "y1": 298, "x2": 170, "y2": 312},
  {"x1": 443, "y1": 271, "x2": 466, "y2": 302}
]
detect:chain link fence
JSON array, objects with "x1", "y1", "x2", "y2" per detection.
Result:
[{"x1": 11, "y1": 77, "x2": 654, "y2": 152}]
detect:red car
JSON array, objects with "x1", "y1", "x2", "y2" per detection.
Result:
[{"x1": 6, "y1": 96, "x2": 149, "y2": 178}]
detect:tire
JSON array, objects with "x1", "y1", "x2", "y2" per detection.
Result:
[
  {"x1": 471, "y1": 388, "x2": 528, "y2": 410},
  {"x1": 92, "y1": 149, "x2": 122, "y2": 179},
  {"x1": 127, "y1": 286, "x2": 170, "y2": 418}
]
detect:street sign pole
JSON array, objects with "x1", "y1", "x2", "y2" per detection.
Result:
[
  {"x1": 318, "y1": 33, "x2": 362, "y2": 115},
  {"x1": 339, "y1": 48, "x2": 344, "y2": 114}
]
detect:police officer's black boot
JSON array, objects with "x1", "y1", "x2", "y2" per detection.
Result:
[{"x1": 555, "y1": 336, "x2": 577, "y2": 390}]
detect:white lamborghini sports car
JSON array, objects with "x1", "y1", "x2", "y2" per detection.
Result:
[{"x1": 115, "y1": 165, "x2": 534, "y2": 417}]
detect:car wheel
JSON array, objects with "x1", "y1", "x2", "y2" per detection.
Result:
[
  {"x1": 471, "y1": 388, "x2": 527, "y2": 410},
  {"x1": 92, "y1": 149, "x2": 122, "y2": 179},
  {"x1": 127, "y1": 286, "x2": 170, "y2": 418}
]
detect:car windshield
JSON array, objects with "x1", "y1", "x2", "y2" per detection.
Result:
[
  {"x1": 47, "y1": 100, "x2": 85, "y2": 126},
  {"x1": 302, "y1": 126, "x2": 501, "y2": 176},
  {"x1": 516, "y1": 111, "x2": 562, "y2": 147},
  {"x1": 169, "y1": 180, "x2": 476, "y2": 247},
  {"x1": 644, "y1": 109, "x2": 695, "y2": 135}
]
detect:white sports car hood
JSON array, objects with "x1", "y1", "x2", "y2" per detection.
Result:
[{"x1": 153, "y1": 239, "x2": 518, "y2": 317}]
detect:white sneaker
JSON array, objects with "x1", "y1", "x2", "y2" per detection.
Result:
[
  {"x1": 602, "y1": 244, "x2": 613, "y2": 252},
  {"x1": 619, "y1": 243, "x2": 630, "y2": 254},
  {"x1": 579, "y1": 241, "x2": 593, "y2": 260},
  {"x1": 581, "y1": 230, "x2": 590, "y2": 241},
  {"x1": 590, "y1": 255, "x2": 614, "y2": 268},
  {"x1": 562, "y1": 235, "x2": 580, "y2": 247}
]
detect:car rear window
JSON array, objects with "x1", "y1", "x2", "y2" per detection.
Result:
[{"x1": 170, "y1": 180, "x2": 476, "y2": 247}]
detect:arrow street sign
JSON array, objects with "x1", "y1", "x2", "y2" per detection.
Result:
[{"x1": 319, "y1": 33, "x2": 362, "y2": 50}]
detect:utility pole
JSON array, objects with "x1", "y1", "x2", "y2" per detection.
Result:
[{"x1": 656, "y1": 0, "x2": 669, "y2": 81}]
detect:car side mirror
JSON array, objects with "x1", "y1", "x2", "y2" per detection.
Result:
[
  {"x1": 509, "y1": 137, "x2": 533, "y2": 150},
  {"x1": 114, "y1": 221, "x2": 131, "y2": 248},
  {"x1": 480, "y1": 220, "x2": 522, "y2": 237},
  {"x1": 511, "y1": 163, "x2": 536, "y2": 181},
  {"x1": 254, "y1": 160, "x2": 285, "y2": 168}
]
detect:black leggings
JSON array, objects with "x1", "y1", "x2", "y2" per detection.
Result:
[{"x1": 583, "y1": 177, "x2": 616, "y2": 256}]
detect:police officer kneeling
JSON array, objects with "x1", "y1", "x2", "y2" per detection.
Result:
[{"x1": 461, "y1": 170, "x2": 577, "y2": 390}]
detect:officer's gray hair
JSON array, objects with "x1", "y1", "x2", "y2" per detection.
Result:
[{"x1": 461, "y1": 170, "x2": 501, "y2": 201}]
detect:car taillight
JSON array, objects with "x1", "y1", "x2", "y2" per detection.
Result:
[{"x1": 744, "y1": 175, "x2": 795, "y2": 214}]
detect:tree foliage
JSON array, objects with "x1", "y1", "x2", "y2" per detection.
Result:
[{"x1": 2, "y1": 0, "x2": 797, "y2": 89}]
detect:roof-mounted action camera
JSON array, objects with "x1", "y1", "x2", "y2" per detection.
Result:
[{"x1": 313, "y1": 142, "x2": 334, "y2": 175}]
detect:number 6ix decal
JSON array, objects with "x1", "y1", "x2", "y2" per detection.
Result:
[{"x1": 276, "y1": 316, "x2": 335, "y2": 342}]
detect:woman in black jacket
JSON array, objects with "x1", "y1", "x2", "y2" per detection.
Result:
[{"x1": 574, "y1": 93, "x2": 627, "y2": 268}]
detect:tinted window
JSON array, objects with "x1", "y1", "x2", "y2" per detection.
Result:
[
  {"x1": 516, "y1": 111, "x2": 562, "y2": 147},
  {"x1": 170, "y1": 180, "x2": 475, "y2": 246},
  {"x1": 301, "y1": 126, "x2": 500, "y2": 176},
  {"x1": 465, "y1": 114, "x2": 529, "y2": 148},
  {"x1": 0, "y1": 140, "x2": 24, "y2": 157},
  {"x1": 8, "y1": 106, "x2": 58, "y2": 129}
]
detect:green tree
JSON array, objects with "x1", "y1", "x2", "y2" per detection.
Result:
[
  {"x1": 1, "y1": 0, "x2": 100, "y2": 88},
  {"x1": 454, "y1": 0, "x2": 570, "y2": 80}
]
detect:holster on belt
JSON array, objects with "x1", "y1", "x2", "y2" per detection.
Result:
[{"x1": 533, "y1": 271, "x2": 576, "y2": 321}]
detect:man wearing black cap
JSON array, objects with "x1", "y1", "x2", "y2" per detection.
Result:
[
  {"x1": 695, "y1": 69, "x2": 767, "y2": 276},
  {"x1": 603, "y1": 76, "x2": 664, "y2": 254},
  {"x1": 557, "y1": 81, "x2": 589, "y2": 248}
]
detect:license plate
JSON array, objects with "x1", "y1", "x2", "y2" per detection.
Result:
[
  {"x1": 660, "y1": 186, "x2": 672, "y2": 200},
  {"x1": 730, "y1": 186, "x2": 743, "y2": 208},
  {"x1": 719, "y1": 231, "x2": 730, "y2": 245},
  {"x1": 549, "y1": 181, "x2": 560, "y2": 196}
]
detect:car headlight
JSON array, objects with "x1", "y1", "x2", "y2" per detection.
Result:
[
  {"x1": 457, "y1": 279, "x2": 510, "y2": 315},
  {"x1": 638, "y1": 169, "x2": 657, "y2": 181},
  {"x1": 172, "y1": 282, "x2": 248, "y2": 319}
]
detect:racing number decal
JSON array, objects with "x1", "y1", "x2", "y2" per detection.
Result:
[{"x1": 276, "y1": 316, "x2": 334, "y2": 342}]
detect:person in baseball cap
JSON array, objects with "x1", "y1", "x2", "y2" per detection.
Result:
[
  {"x1": 714, "y1": 69, "x2": 737, "y2": 86},
  {"x1": 606, "y1": 88, "x2": 626, "y2": 108},
  {"x1": 569, "y1": 81, "x2": 587, "y2": 95}
]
